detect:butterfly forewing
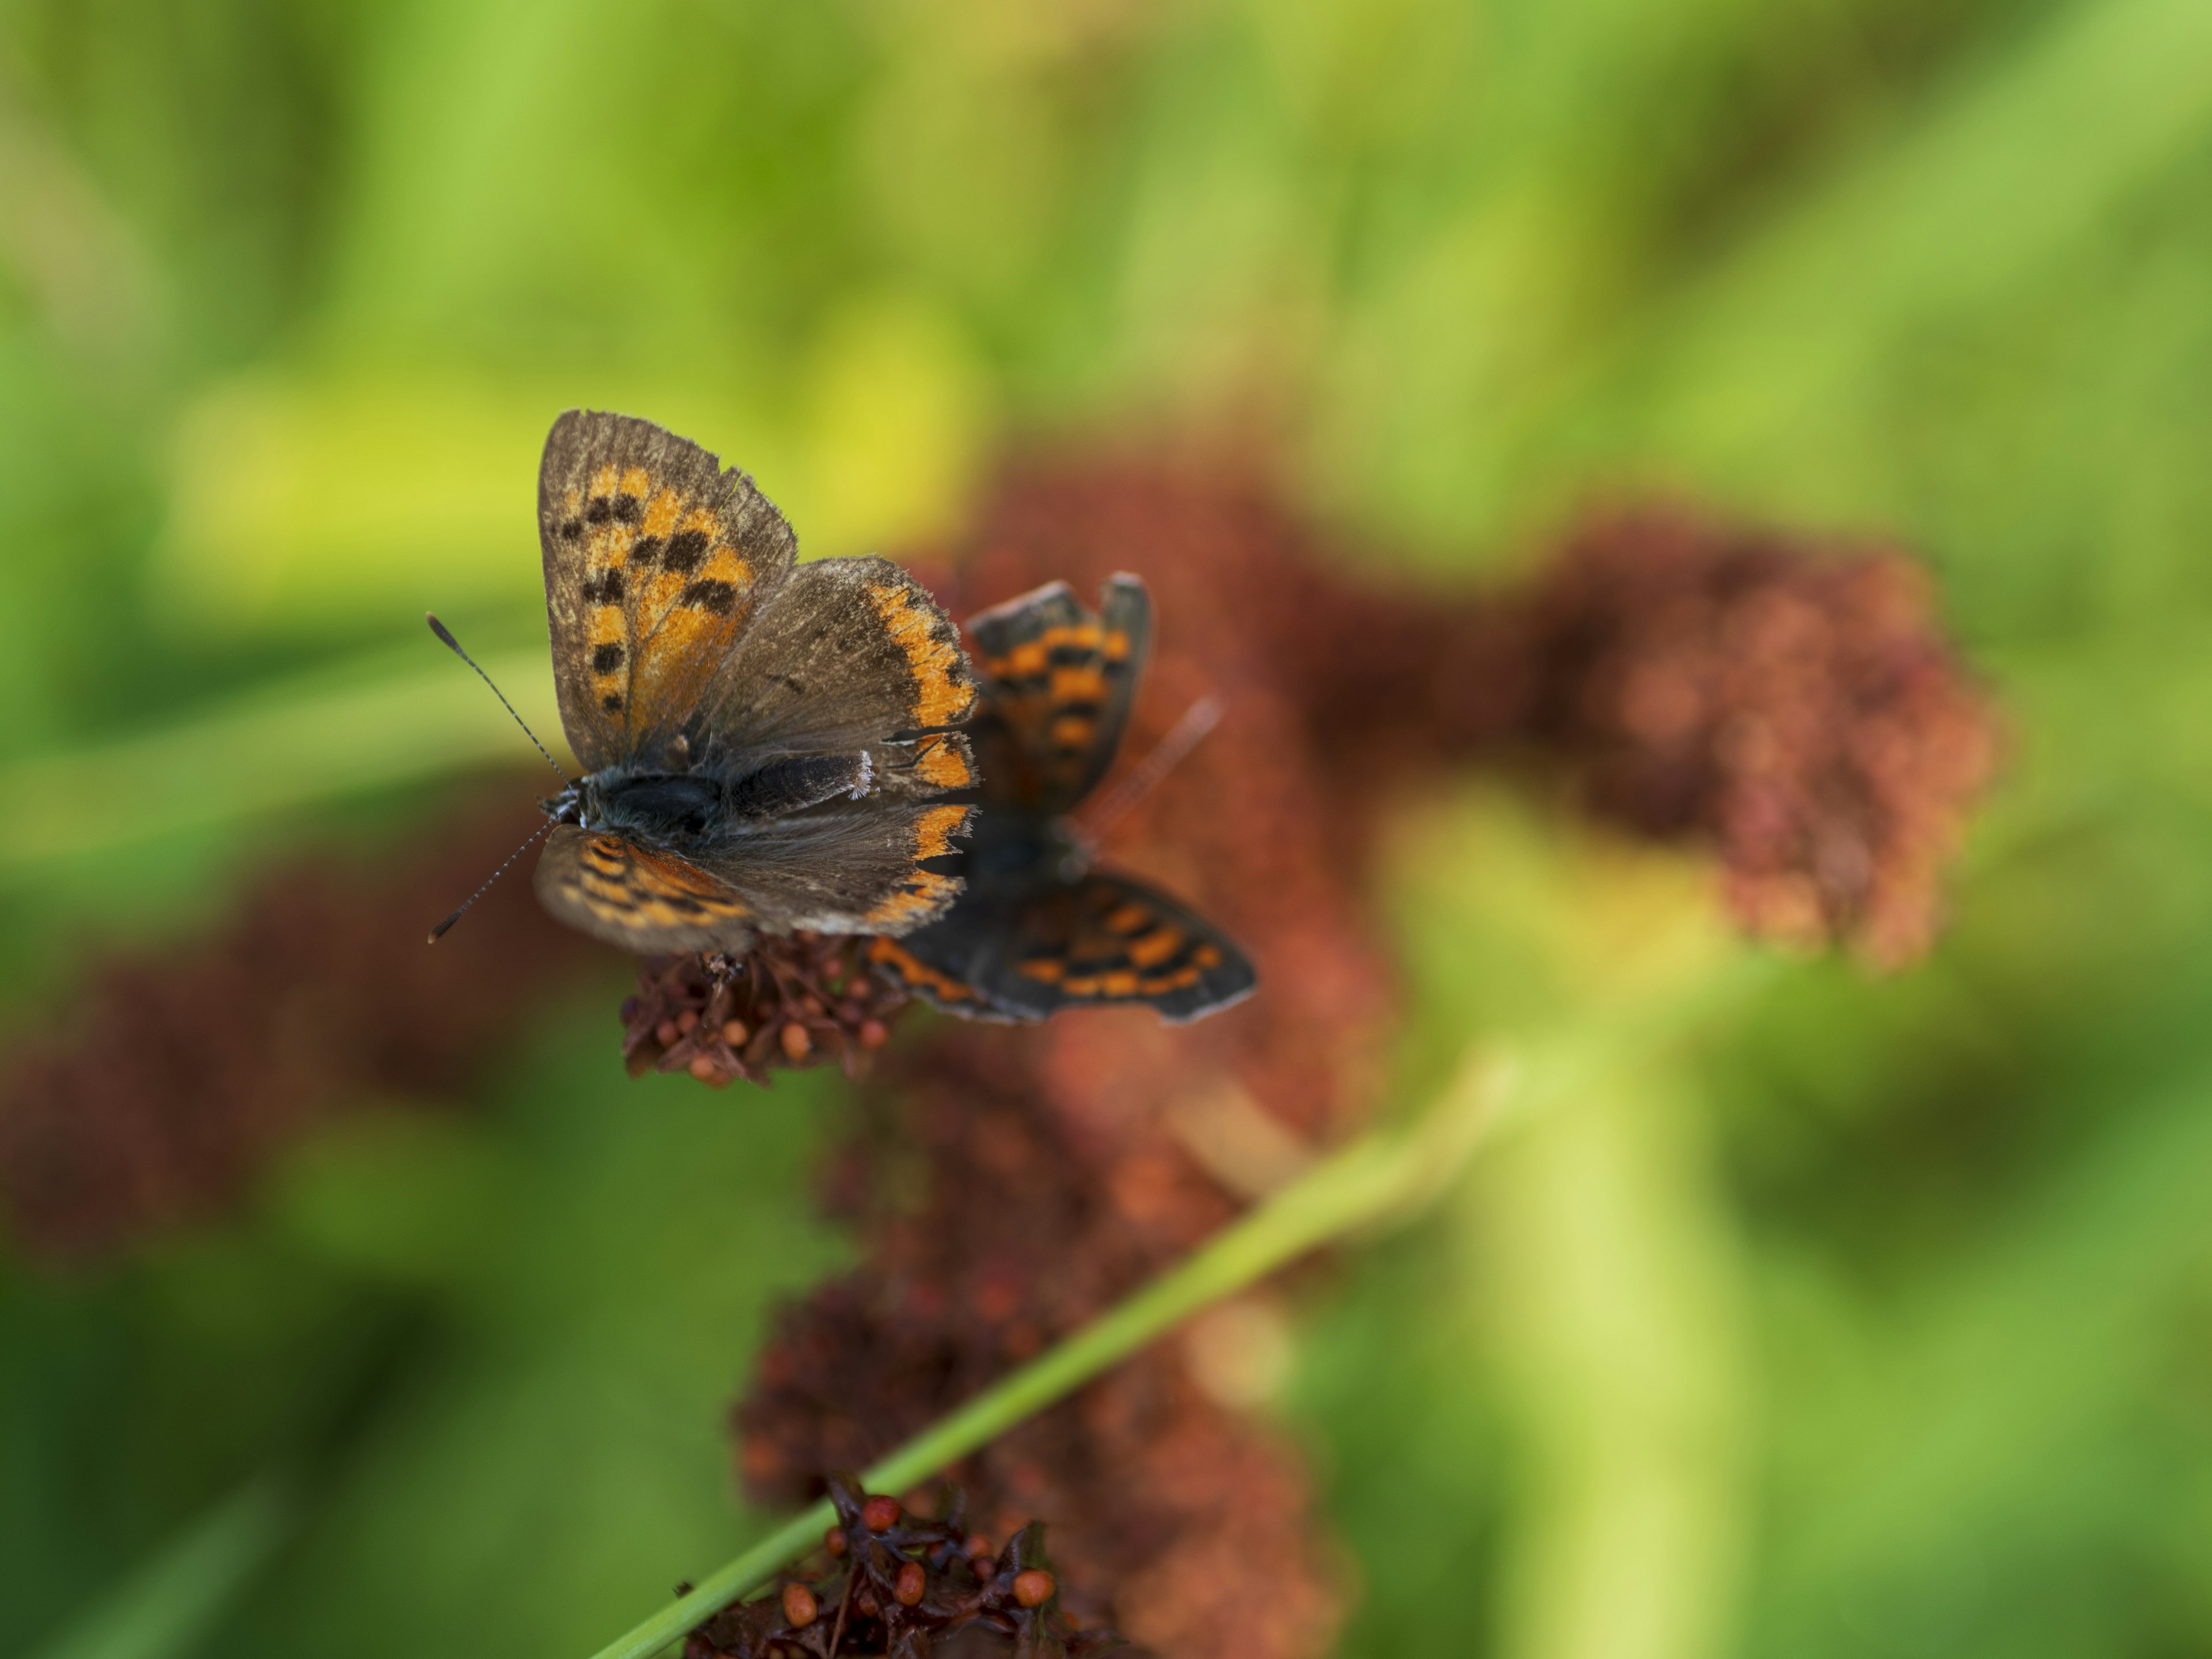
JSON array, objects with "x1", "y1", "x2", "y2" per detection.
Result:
[
  {"x1": 704, "y1": 556, "x2": 978, "y2": 770},
  {"x1": 539, "y1": 410, "x2": 797, "y2": 771},
  {"x1": 966, "y1": 575, "x2": 1152, "y2": 816}
]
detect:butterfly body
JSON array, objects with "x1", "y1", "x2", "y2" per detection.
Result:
[
  {"x1": 551, "y1": 750, "x2": 874, "y2": 843},
  {"x1": 866, "y1": 575, "x2": 1257, "y2": 1024},
  {"x1": 525, "y1": 411, "x2": 979, "y2": 955}
]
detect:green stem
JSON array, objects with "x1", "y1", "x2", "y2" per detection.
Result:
[
  {"x1": 585, "y1": 1046, "x2": 1516, "y2": 1659},
  {"x1": 586, "y1": 950, "x2": 1774, "y2": 1659}
]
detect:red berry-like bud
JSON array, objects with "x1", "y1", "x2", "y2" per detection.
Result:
[
  {"x1": 962, "y1": 1533, "x2": 993, "y2": 1562},
  {"x1": 1012, "y1": 1569, "x2": 1055, "y2": 1609},
  {"x1": 861, "y1": 1495, "x2": 901, "y2": 1532},
  {"x1": 781, "y1": 1022, "x2": 812, "y2": 1061},
  {"x1": 894, "y1": 1560, "x2": 926, "y2": 1606},
  {"x1": 781, "y1": 1584, "x2": 817, "y2": 1628},
  {"x1": 823, "y1": 1527, "x2": 847, "y2": 1558}
]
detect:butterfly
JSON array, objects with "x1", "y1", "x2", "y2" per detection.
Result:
[
  {"x1": 864, "y1": 574, "x2": 1257, "y2": 1023},
  {"x1": 513, "y1": 410, "x2": 980, "y2": 954}
]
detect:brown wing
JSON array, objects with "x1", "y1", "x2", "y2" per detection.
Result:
[
  {"x1": 533, "y1": 825, "x2": 757, "y2": 953},
  {"x1": 966, "y1": 574, "x2": 1150, "y2": 816},
  {"x1": 692, "y1": 799, "x2": 974, "y2": 938},
  {"x1": 702, "y1": 555, "x2": 978, "y2": 772},
  {"x1": 539, "y1": 410, "x2": 796, "y2": 771}
]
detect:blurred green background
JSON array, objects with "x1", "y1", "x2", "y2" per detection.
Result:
[{"x1": 5, "y1": 1, "x2": 2212, "y2": 1656}]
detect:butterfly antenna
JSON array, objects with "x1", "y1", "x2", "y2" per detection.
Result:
[
  {"x1": 426, "y1": 613, "x2": 571, "y2": 785},
  {"x1": 427, "y1": 819, "x2": 554, "y2": 943},
  {"x1": 1078, "y1": 693, "x2": 1224, "y2": 843}
]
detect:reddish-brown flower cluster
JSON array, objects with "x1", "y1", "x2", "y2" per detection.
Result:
[
  {"x1": 739, "y1": 1032, "x2": 1339, "y2": 1659},
  {"x1": 1499, "y1": 508, "x2": 2002, "y2": 965},
  {"x1": 686, "y1": 1478, "x2": 1115, "y2": 1659},
  {"x1": 0, "y1": 787, "x2": 608, "y2": 1258},
  {"x1": 622, "y1": 935, "x2": 911, "y2": 1087},
  {"x1": 936, "y1": 462, "x2": 2001, "y2": 969}
]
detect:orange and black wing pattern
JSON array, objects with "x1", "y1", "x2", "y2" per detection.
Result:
[
  {"x1": 539, "y1": 411, "x2": 797, "y2": 771},
  {"x1": 868, "y1": 869, "x2": 1255, "y2": 1025},
  {"x1": 965, "y1": 575, "x2": 1149, "y2": 816},
  {"x1": 534, "y1": 824, "x2": 756, "y2": 954}
]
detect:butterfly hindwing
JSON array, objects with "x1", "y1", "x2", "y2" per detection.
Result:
[
  {"x1": 535, "y1": 824, "x2": 758, "y2": 954},
  {"x1": 966, "y1": 574, "x2": 1151, "y2": 815},
  {"x1": 869, "y1": 868, "x2": 1256, "y2": 1024},
  {"x1": 693, "y1": 798, "x2": 975, "y2": 938},
  {"x1": 540, "y1": 410, "x2": 797, "y2": 771}
]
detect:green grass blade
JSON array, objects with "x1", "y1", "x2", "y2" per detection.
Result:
[{"x1": 26, "y1": 1480, "x2": 290, "y2": 1659}]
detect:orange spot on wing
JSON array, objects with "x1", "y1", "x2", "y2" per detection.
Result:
[
  {"x1": 590, "y1": 464, "x2": 620, "y2": 495},
  {"x1": 1127, "y1": 926, "x2": 1184, "y2": 968},
  {"x1": 1019, "y1": 957, "x2": 1066, "y2": 984},
  {"x1": 863, "y1": 869, "x2": 959, "y2": 929},
  {"x1": 698, "y1": 546, "x2": 752, "y2": 588},
  {"x1": 643, "y1": 488, "x2": 683, "y2": 537},
  {"x1": 865, "y1": 937, "x2": 982, "y2": 1004},
  {"x1": 619, "y1": 465, "x2": 652, "y2": 496},
  {"x1": 871, "y1": 582, "x2": 976, "y2": 728},
  {"x1": 1193, "y1": 943, "x2": 1224, "y2": 968},
  {"x1": 1102, "y1": 630, "x2": 1131, "y2": 661},
  {"x1": 1103, "y1": 903, "x2": 1151, "y2": 934},
  {"x1": 1001, "y1": 641, "x2": 1048, "y2": 680},
  {"x1": 861, "y1": 804, "x2": 971, "y2": 928},
  {"x1": 914, "y1": 740, "x2": 974, "y2": 788},
  {"x1": 914, "y1": 803, "x2": 968, "y2": 861},
  {"x1": 1050, "y1": 665, "x2": 1107, "y2": 703}
]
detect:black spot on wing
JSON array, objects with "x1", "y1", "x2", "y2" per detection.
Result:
[
  {"x1": 592, "y1": 642, "x2": 625, "y2": 673},
  {"x1": 585, "y1": 497, "x2": 614, "y2": 524},
  {"x1": 680, "y1": 579, "x2": 738, "y2": 614},
  {"x1": 664, "y1": 529, "x2": 710, "y2": 574},
  {"x1": 581, "y1": 569, "x2": 626, "y2": 604},
  {"x1": 630, "y1": 536, "x2": 664, "y2": 569},
  {"x1": 612, "y1": 492, "x2": 643, "y2": 524},
  {"x1": 603, "y1": 693, "x2": 623, "y2": 711},
  {"x1": 559, "y1": 517, "x2": 584, "y2": 542}
]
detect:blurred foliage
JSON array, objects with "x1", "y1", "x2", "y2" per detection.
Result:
[{"x1": 5, "y1": 1, "x2": 2212, "y2": 1657}]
